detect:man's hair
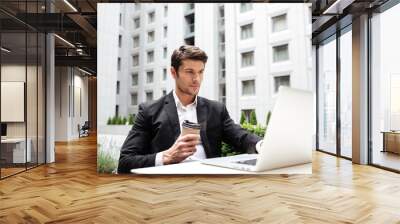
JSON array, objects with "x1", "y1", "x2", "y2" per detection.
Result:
[{"x1": 171, "y1": 45, "x2": 208, "y2": 72}]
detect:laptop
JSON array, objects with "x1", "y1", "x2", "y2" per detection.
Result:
[{"x1": 201, "y1": 86, "x2": 314, "y2": 172}]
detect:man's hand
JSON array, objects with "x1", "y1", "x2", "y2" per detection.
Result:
[{"x1": 162, "y1": 134, "x2": 200, "y2": 165}]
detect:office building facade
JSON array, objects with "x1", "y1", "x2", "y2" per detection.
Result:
[{"x1": 98, "y1": 3, "x2": 313, "y2": 126}]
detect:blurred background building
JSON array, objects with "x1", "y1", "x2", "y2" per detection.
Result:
[{"x1": 98, "y1": 3, "x2": 313, "y2": 126}]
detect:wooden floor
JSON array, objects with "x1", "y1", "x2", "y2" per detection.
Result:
[{"x1": 1, "y1": 135, "x2": 400, "y2": 223}]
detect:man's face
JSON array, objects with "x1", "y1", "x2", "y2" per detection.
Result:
[{"x1": 171, "y1": 59, "x2": 204, "y2": 96}]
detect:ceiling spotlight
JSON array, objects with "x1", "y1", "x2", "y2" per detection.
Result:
[
  {"x1": 63, "y1": 0, "x2": 78, "y2": 12},
  {"x1": 78, "y1": 67, "x2": 93, "y2": 76},
  {"x1": 54, "y1": 34, "x2": 75, "y2": 48},
  {"x1": 1, "y1": 47, "x2": 11, "y2": 53}
]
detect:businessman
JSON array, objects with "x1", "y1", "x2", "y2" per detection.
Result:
[{"x1": 118, "y1": 45, "x2": 262, "y2": 173}]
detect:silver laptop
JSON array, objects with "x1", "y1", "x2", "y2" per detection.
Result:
[{"x1": 201, "y1": 86, "x2": 314, "y2": 172}]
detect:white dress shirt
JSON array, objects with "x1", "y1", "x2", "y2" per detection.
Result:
[{"x1": 155, "y1": 90, "x2": 206, "y2": 166}]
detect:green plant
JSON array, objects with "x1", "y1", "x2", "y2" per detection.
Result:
[
  {"x1": 121, "y1": 116, "x2": 127, "y2": 125},
  {"x1": 107, "y1": 117, "x2": 112, "y2": 125},
  {"x1": 97, "y1": 150, "x2": 118, "y2": 173},
  {"x1": 240, "y1": 111, "x2": 246, "y2": 125},
  {"x1": 249, "y1": 110, "x2": 257, "y2": 125},
  {"x1": 266, "y1": 111, "x2": 272, "y2": 127},
  {"x1": 111, "y1": 116, "x2": 118, "y2": 125},
  {"x1": 128, "y1": 114, "x2": 135, "y2": 125},
  {"x1": 221, "y1": 123, "x2": 266, "y2": 157},
  {"x1": 117, "y1": 116, "x2": 123, "y2": 125}
]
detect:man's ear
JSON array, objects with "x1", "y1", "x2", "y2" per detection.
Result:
[{"x1": 170, "y1": 67, "x2": 178, "y2": 80}]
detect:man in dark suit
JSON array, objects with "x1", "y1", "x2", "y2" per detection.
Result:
[{"x1": 118, "y1": 45, "x2": 262, "y2": 173}]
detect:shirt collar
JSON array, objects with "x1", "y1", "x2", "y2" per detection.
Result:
[{"x1": 173, "y1": 90, "x2": 198, "y2": 109}]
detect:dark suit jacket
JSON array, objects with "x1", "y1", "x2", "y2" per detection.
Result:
[{"x1": 117, "y1": 92, "x2": 262, "y2": 173}]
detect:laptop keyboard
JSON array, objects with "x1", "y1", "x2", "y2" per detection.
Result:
[{"x1": 235, "y1": 159, "x2": 257, "y2": 166}]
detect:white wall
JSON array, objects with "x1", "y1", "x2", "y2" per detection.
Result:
[
  {"x1": 55, "y1": 67, "x2": 89, "y2": 141},
  {"x1": 97, "y1": 3, "x2": 120, "y2": 127}
]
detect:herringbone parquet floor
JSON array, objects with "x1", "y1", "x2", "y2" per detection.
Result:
[{"x1": 1, "y1": 134, "x2": 400, "y2": 223}]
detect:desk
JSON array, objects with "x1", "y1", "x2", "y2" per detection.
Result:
[
  {"x1": 131, "y1": 159, "x2": 312, "y2": 175},
  {"x1": 1, "y1": 138, "x2": 31, "y2": 163},
  {"x1": 381, "y1": 131, "x2": 400, "y2": 154}
]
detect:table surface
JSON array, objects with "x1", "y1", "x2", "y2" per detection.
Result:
[{"x1": 131, "y1": 159, "x2": 312, "y2": 175}]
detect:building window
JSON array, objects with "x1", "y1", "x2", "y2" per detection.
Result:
[
  {"x1": 146, "y1": 71, "x2": 154, "y2": 83},
  {"x1": 147, "y1": 30, "x2": 155, "y2": 43},
  {"x1": 241, "y1": 51, "x2": 254, "y2": 67},
  {"x1": 134, "y1": 17, "x2": 140, "y2": 29},
  {"x1": 117, "y1": 57, "x2": 121, "y2": 70},
  {"x1": 119, "y1": 13, "x2": 122, "y2": 26},
  {"x1": 272, "y1": 14, "x2": 287, "y2": 32},
  {"x1": 147, "y1": 50, "x2": 154, "y2": 63},
  {"x1": 163, "y1": 47, "x2": 167, "y2": 59},
  {"x1": 273, "y1": 75, "x2": 290, "y2": 93},
  {"x1": 115, "y1": 105, "x2": 119, "y2": 117},
  {"x1": 148, "y1": 11, "x2": 155, "y2": 24},
  {"x1": 162, "y1": 90, "x2": 167, "y2": 96},
  {"x1": 164, "y1": 5, "x2": 168, "y2": 17},
  {"x1": 163, "y1": 68, "x2": 167, "y2": 80},
  {"x1": 131, "y1": 93, "x2": 138, "y2": 105},
  {"x1": 146, "y1": 91, "x2": 153, "y2": 102},
  {"x1": 132, "y1": 54, "x2": 139, "y2": 66},
  {"x1": 240, "y1": 23, "x2": 253, "y2": 40},
  {"x1": 273, "y1": 44, "x2": 289, "y2": 62},
  {"x1": 118, "y1": 35, "x2": 122, "y2": 47},
  {"x1": 133, "y1": 35, "x2": 139, "y2": 48},
  {"x1": 242, "y1": 80, "x2": 255, "y2": 96},
  {"x1": 163, "y1": 26, "x2": 168, "y2": 38},
  {"x1": 116, "y1": 81, "x2": 120, "y2": 94},
  {"x1": 240, "y1": 3, "x2": 252, "y2": 13},
  {"x1": 132, "y1": 73, "x2": 138, "y2": 86}
]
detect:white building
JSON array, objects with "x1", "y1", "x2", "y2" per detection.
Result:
[{"x1": 98, "y1": 3, "x2": 312, "y2": 126}]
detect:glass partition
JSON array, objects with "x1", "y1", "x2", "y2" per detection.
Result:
[{"x1": 317, "y1": 35, "x2": 337, "y2": 155}]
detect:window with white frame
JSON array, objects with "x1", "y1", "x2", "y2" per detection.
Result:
[
  {"x1": 148, "y1": 11, "x2": 155, "y2": 24},
  {"x1": 134, "y1": 17, "x2": 140, "y2": 29},
  {"x1": 273, "y1": 44, "x2": 289, "y2": 62},
  {"x1": 240, "y1": 23, "x2": 253, "y2": 40},
  {"x1": 164, "y1": 5, "x2": 168, "y2": 17},
  {"x1": 131, "y1": 93, "x2": 138, "y2": 105},
  {"x1": 132, "y1": 73, "x2": 138, "y2": 86},
  {"x1": 147, "y1": 50, "x2": 154, "y2": 63},
  {"x1": 146, "y1": 71, "x2": 154, "y2": 83},
  {"x1": 146, "y1": 91, "x2": 153, "y2": 102},
  {"x1": 272, "y1": 14, "x2": 287, "y2": 32},
  {"x1": 242, "y1": 79, "x2": 255, "y2": 96},
  {"x1": 163, "y1": 47, "x2": 167, "y2": 59},
  {"x1": 163, "y1": 26, "x2": 168, "y2": 38},
  {"x1": 241, "y1": 51, "x2": 254, "y2": 67},
  {"x1": 147, "y1": 30, "x2": 155, "y2": 43},
  {"x1": 133, "y1": 35, "x2": 139, "y2": 48},
  {"x1": 273, "y1": 75, "x2": 290, "y2": 93},
  {"x1": 117, "y1": 57, "x2": 121, "y2": 70},
  {"x1": 163, "y1": 68, "x2": 167, "y2": 80},
  {"x1": 132, "y1": 54, "x2": 139, "y2": 66}
]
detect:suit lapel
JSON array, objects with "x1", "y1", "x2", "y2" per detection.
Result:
[
  {"x1": 164, "y1": 92, "x2": 180, "y2": 139},
  {"x1": 196, "y1": 97, "x2": 212, "y2": 158}
]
